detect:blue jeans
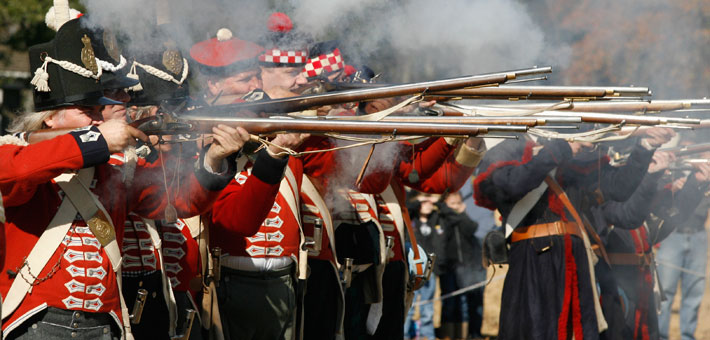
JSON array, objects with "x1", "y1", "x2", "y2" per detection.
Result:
[
  {"x1": 657, "y1": 230, "x2": 707, "y2": 340},
  {"x1": 404, "y1": 275, "x2": 436, "y2": 339}
]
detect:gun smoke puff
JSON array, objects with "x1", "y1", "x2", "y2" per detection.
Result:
[{"x1": 290, "y1": 0, "x2": 571, "y2": 81}]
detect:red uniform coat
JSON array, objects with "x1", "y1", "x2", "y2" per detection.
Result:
[
  {"x1": 208, "y1": 149, "x2": 293, "y2": 255},
  {"x1": 0, "y1": 129, "x2": 233, "y2": 335},
  {"x1": 211, "y1": 155, "x2": 303, "y2": 258}
]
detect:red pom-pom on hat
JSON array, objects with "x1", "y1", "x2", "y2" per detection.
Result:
[
  {"x1": 267, "y1": 12, "x2": 293, "y2": 33},
  {"x1": 191, "y1": 28, "x2": 264, "y2": 68},
  {"x1": 343, "y1": 65, "x2": 357, "y2": 77}
]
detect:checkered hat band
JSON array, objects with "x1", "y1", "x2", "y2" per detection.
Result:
[
  {"x1": 302, "y1": 50, "x2": 343, "y2": 78},
  {"x1": 259, "y1": 49, "x2": 307, "y2": 64}
]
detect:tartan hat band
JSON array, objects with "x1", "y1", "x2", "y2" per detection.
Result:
[
  {"x1": 301, "y1": 48, "x2": 344, "y2": 78},
  {"x1": 259, "y1": 49, "x2": 307, "y2": 65}
]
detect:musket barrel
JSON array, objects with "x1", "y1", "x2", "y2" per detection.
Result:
[
  {"x1": 140, "y1": 115, "x2": 527, "y2": 136},
  {"x1": 488, "y1": 99, "x2": 709, "y2": 113},
  {"x1": 659, "y1": 143, "x2": 710, "y2": 157},
  {"x1": 461, "y1": 115, "x2": 583, "y2": 124},
  {"x1": 379, "y1": 116, "x2": 540, "y2": 126},
  {"x1": 428, "y1": 104, "x2": 701, "y2": 125},
  {"x1": 427, "y1": 85, "x2": 651, "y2": 99},
  {"x1": 511, "y1": 66, "x2": 553, "y2": 77},
  {"x1": 527, "y1": 111, "x2": 701, "y2": 125},
  {"x1": 197, "y1": 67, "x2": 552, "y2": 114}
]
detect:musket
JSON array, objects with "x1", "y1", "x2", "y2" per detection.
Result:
[
  {"x1": 332, "y1": 84, "x2": 652, "y2": 101},
  {"x1": 423, "y1": 85, "x2": 651, "y2": 101},
  {"x1": 485, "y1": 99, "x2": 710, "y2": 113},
  {"x1": 194, "y1": 67, "x2": 552, "y2": 115},
  {"x1": 668, "y1": 159, "x2": 710, "y2": 172},
  {"x1": 373, "y1": 115, "x2": 583, "y2": 127},
  {"x1": 528, "y1": 111, "x2": 700, "y2": 126},
  {"x1": 446, "y1": 104, "x2": 701, "y2": 126},
  {"x1": 659, "y1": 143, "x2": 710, "y2": 157},
  {"x1": 134, "y1": 114, "x2": 528, "y2": 136}
]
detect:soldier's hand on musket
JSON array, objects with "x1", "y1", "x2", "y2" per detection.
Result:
[
  {"x1": 267, "y1": 133, "x2": 311, "y2": 159},
  {"x1": 98, "y1": 119, "x2": 150, "y2": 153},
  {"x1": 694, "y1": 163, "x2": 710, "y2": 182},
  {"x1": 465, "y1": 137, "x2": 486, "y2": 151},
  {"x1": 364, "y1": 98, "x2": 397, "y2": 114},
  {"x1": 642, "y1": 127, "x2": 676, "y2": 148},
  {"x1": 648, "y1": 151, "x2": 675, "y2": 173},
  {"x1": 363, "y1": 98, "x2": 436, "y2": 115},
  {"x1": 671, "y1": 176, "x2": 688, "y2": 192},
  {"x1": 204, "y1": 124, "x2": 251, "y2": 171}
]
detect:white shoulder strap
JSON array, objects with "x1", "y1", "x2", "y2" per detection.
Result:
[
  {"x1": 280, "y1": 166, "x2": 308, "y2": 279},
  {"x1": 504, "y1": 168, "x2": 556, "y2": 237},
  {"x1": 1, "y1": 172, "x2": 80, "y2": 321},
  {"x1": 183, "y1": 216, "x2": 203, "y2": 239},
  {"x1": 55, "y1": 169, "x2": 122, "y2": 271},
  {"x1": 300, "y1": 176, "x2": 338, "y2": 268},
  {"x1": 281, "y1": 166, "x2": 301, "y2": 227},
  {"x1": 360, "y1": 192, "x2": 386, "y2": 267},
  {"x1": 54, "y1": 169, "x2": 138, "y2": 339},
  {"x1": 380, "y1": 186, "x2": 406, "y2": 253}
]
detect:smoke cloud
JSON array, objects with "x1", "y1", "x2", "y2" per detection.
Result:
[
  {"x1": 80, "y1": 0, "x2": 569, "y2": 83},
  {"x1": 290, "y1": 0, "x2": 570, "y2": 81}
]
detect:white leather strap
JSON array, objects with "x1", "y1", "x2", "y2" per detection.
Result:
[
  {"x1": 380, "y1": 186, "x2": 407, "y2": 254},
  {"x1": 280, "y1": 166, "x2": 308, "y2": 280},
  {"x1": 301, "y1": 176, "x2": 338, "y2": 268},
  {"x1": 55, "y1": 170, "x2": 122, "y2": 271},
  {"x1": 115, "y1": 270, "x2": 135, "y2": 340},
  {"x1": 183, "y1": 216, "x2": 203, "y2": 239},
  {"x1": 55, "y1": 169, "x2": 135, "y2": 339},
  {"x1": 1, "y1": 185, "x2": 76, "y2": 321},
  {"x1": 504, "y1": 169, "x2": 556, "y2": 237}
]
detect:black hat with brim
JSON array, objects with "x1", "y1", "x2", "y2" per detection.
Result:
[
  {"x1": 30, "y1": 19, "x2": 116, "y2": 111},
  {"x1": 129, "y1": 42, "x2": 190, "y2": 106},
  {"x1": 78, "y1": 17, "x2": 137, "y2": 91}
]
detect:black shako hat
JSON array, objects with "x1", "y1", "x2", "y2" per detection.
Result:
[
  {"x1": 81, "y1": 17, "x2": 138, "y2": 91},
  {"x1": 127, "y1": 26, "x2": 190, "y2": 106},
  {"x1": 29, "y1": 18, "x2": 122, "y2": 111}
]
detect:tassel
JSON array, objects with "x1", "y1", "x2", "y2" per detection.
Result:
[
  {"x1": 127, "y1": 62, "x2": 143, "y2": 91},
  {"x1": 30, "y1": 60, "x2": 51, "y2": 92},
  {"x1": 164, "y1": 203, "x2": 178, "y2": 224},
  {"x1": 122, "y1": 145, "x2": 138, "y2": 186}
]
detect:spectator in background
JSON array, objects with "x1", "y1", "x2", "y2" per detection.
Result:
[
  {"x1": 404, "y1": 192, "x2": 445, "y2": 340},
  {"x1": 445, "y1": 192, "x2": 486, "y2": 339},
  {"x1": 459, "y1": 180, "x2": 496, "y2": 241},
  {"x1": 438, "y1": 192, "x2": 484, "y2": 340}
]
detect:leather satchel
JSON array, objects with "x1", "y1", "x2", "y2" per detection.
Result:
[{"x1": 482, "y1": 229, "x2": 508, "y2": 266}]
